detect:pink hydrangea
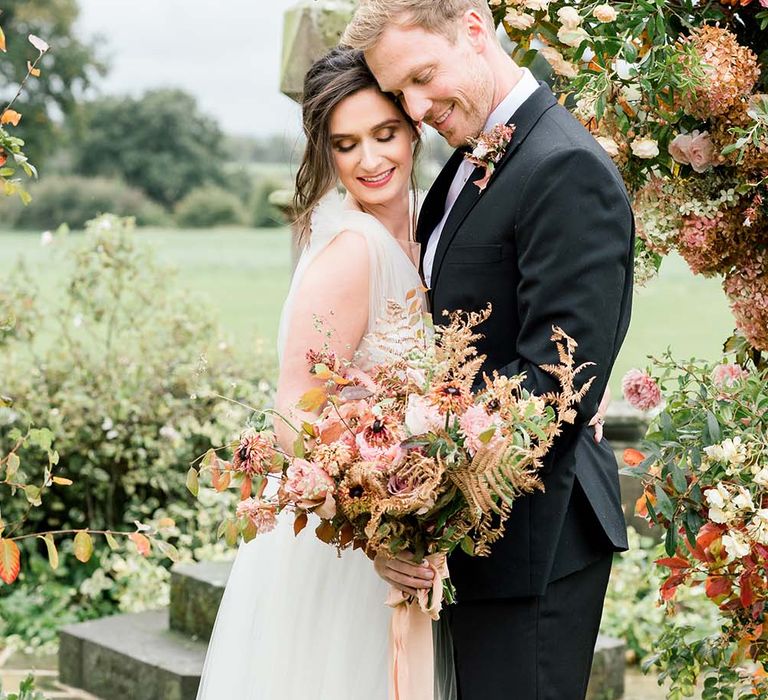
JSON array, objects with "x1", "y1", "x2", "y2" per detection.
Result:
[
  {"x1": 236, "y1": 498, "x2": 278, "y2": 534},
  {"x1": 711, "y1": 363, "x2": 748, "y2": 389},
  {"x1": 459, "y1": 404, "x2": 503, "y2": 455},
  {"x1": 284, "y1": 459, "x2": 336, "y2": 518},
  {"x1": 677, "y1": 212, "x2": 727, "y2": 276},
  {"x1": 622, "y1": 369, "x2": 662, "y2": 411},
  {"x1": 724, "y1": 254, "x2": 768, "y2": 352}
]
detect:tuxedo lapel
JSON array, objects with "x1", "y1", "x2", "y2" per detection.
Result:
[
  {"x1": 428, "y1": 83, "x2": 559, "y2": 292},
  {"x1": 416, "y1": 148, "x2": 465, "y2": 274}
]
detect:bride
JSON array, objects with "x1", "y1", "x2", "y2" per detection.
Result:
[{"x1": 195, "y1": 47, "x2": 452, "y2": 699}]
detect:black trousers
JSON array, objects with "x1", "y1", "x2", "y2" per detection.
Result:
[{"x1": 446, "y1": 553, "x2": 613, "y2": 700}]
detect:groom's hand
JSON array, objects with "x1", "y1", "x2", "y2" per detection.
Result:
[
  {"x1": 588, "y1": 386, "x2": 611, "y2": 444},
  {"x1": 374, "y1": 552, "x2": 434, "y2": 597}
]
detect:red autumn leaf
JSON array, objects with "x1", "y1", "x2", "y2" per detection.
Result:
[
  {"x1": 697, "y1": 522, "x2": 724, "y2": 550},
  {"x1": 705, "y1": 575, "x2": 732, "y2": 599},
  {"x1": 740, "y1": 572, "x2": 755, "y2": 608},
  {"x1": 656, "y1": 556, "x2": 690, "y2": 570},
  {"x1": 755, "y1": 544, "x2": 768, "y2": 561},
  {"x1": 129, "y1": 532, "x2": 151, "y2": 557},
  {"x1": 661, "y1": 573, "x2": 684, "y2": 601},
  {"x1": 0, "y1": 538, "x2": 21, "y2": 584},
  {"x1": 0, "y1": 149, "x2": 6, "y2": 167},
  {"x1": 623, "y1": 448, "x2": 646, "y2": 467},
  {"x1": 293, "y1": 512, "x2": 308, "y2": 537}
]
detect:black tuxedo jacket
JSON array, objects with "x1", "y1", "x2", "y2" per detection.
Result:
[{"x1": 417, "y1": 83, "x2": 633, "y2": 600}]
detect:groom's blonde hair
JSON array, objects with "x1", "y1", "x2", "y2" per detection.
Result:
[{"x1": 342, "y1": 0, "x2": 496, "y2": 51}]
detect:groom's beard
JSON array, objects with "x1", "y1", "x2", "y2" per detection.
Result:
[{"x1": 427, "y1": 68, "x2": 494, "y2": 148}]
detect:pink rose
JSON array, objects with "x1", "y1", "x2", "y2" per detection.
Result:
[
  {"x1": 711, "y1": 363, "x2": 748, "y2": 389},
  {"x1": 621, "y1": 369, "x2": 662, "y2": 411},
  {"x1": 687, "y1": 131, "x2": 716, "y2": 173},
  {"x1": 459, "y1": 404, "x2": 503, "y2": 455},
  {"x1": 668, "y1": 133, "x2": 692, "y2": 165},
  {"x1": 668, "y1": 131, "x2": 716, "y2": 173},
  {"x1": 404, "y1": 394, "x2": 443, "y2": 435},
  {"x1": 284, "y1": 459, "x2": 335, "y2": 514},
  {"x1": 761, "y1": 0, "x2": 768, "y2": 8}
]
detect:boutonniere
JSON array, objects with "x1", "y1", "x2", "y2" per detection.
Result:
[{"x1": 463, "y1": 124, "x2": 516, "y2": 192}]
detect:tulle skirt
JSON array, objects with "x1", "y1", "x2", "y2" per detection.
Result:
[{"x1": 196, "y1": 516, "x2": 457, "y2": 699}]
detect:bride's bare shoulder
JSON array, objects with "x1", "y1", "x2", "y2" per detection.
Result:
[{"x1": 301, "y1": 228, "x2": 370, "y2": 289}]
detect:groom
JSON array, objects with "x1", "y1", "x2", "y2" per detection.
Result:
[{"x1": 345, "y1": 1, "x2": 633, "y2": 698}]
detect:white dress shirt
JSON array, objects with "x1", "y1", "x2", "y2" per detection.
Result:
[{"x1": 423, "y1": 67, "x2": 540, "y2": 288}]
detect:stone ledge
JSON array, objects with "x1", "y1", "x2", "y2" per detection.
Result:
[
  {"x1": 59, "y1": 609, "x2": 207, "y2": 700},
  {"x1": 169, "y1": 560, "x2": 232, "y2": 641},
  {"x1": 588, "y1": 635, "x2": 626, "y2": 700}
]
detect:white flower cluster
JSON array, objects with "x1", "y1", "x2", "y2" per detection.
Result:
[
  {"x1": 703, "y1": 436, "x2": 749, "y2": 474},
  {"x1": 705, "y1": 481, "x2": 753, "y2": 525}
]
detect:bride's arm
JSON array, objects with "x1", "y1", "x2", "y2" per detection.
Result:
[{"x1": 274, "y1": 230, "x2": 370, "y2": 452}]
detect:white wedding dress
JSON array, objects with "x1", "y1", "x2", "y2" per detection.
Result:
[{"x1": 196, "y1": 190, "x2": 457, "y2": 700}]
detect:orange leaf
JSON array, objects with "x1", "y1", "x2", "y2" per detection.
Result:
[
  {"x1": 0, "y1": 149, "x2": 6, "y2": 167},
  {"x1": 129, "y1": 532, "x2": 151, "y2": 557},
  {"x1": 635, "y1": 492, "x2": 652, "y2": 518},
  {"x1": 623, "y1": 448, "x2": 646, "y2": 467},
  {"x1": 52, "y1": 476, "x2": 73, "y2": 486},
  {"x1": 1, "y1": 109, "x2": 21, "y2": 126},
  {"x1": 339, "y1": 523, "x2": 354, "y2": 548},
  {"x1": 294, "y1": 512, "x2": 308, "y2": 537},
  {"x1": 157, "y1": 517, "x2": 175, "y2": 530},
  {"x1": 27, "y1": 60, "x2": 40, "y2": 77},
  {"x1": 0, "y1": 25, "x2": 6, "y2": 53},
  {"x1": 240, "y1": 478, "x2": 252, "y2": 500},
  {"x1": 0, "y1": 538, "x2": 21, "y2": 584},
  {"x1": 298, "y1": 387, "x2": 327, "y2": 412},
  {"x1": 212, "y1": 468, "x2": 231, "y2": 492},
  {"x1": 315, "y1": 520, "x2": 335, "y2": 544}
]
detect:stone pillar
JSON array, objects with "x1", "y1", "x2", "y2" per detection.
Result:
[{"x1": 277, "y1": 1, "x2": 357, "y2": 266}]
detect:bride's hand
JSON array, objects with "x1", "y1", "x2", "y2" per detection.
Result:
[
  {"x1": 588, "y1": 385, "x2": 611, "y2": 444},
  {"x1": 374, "y1": 551, "x2": 434, "y2": 597}
]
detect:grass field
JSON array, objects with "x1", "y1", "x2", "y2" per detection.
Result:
[{"x1": 0, "y1": 226, "x2": 735, "y2": 395}]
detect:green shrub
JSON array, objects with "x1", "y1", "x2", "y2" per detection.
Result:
[
  {"x1": 0, "y1": 214, "x2": 271, "y2": 534},
  {"x1": 249, "y1": 177, "x2": 289, "y2": 228},
  {"x1": 0, "y1": 175, "x2": 169, "y2": 230},
  {"x1": 174, "y1": 185, "x2": 246, "y2": 228}
]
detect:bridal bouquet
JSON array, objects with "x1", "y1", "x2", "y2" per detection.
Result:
[
  {"x1": 189, "y1": 300, "x2": 590, "y2": 698},
  {"x1": 192, "y1": 299, "x2": 589, "y2": 598}
]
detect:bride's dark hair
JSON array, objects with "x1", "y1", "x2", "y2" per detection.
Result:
[{"x1": 293, "y1": 46, "x2": 422, "y2": 245}]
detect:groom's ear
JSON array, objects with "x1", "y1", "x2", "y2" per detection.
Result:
[{"x1": 413, "y1": 121, "x2": 424, "y2": 139}]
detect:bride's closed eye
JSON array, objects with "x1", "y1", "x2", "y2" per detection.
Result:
[{"x1": 332, "y1": 126, "x2": 400, "y2": 153}]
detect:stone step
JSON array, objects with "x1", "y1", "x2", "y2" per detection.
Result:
[
  {"x1": 59, "y1": 609, "x2": 207, "y2": 700},
  {"x1": 59, "y1": 602, "x2": 625, "y2": 699},
  {"x1": 169, "y1": 560, "x2": 232, "y2": 641},
  {"x1": 588, "y1": 635, "x2": 626, "y2": 700}
]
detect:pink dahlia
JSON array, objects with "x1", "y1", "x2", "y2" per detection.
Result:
[
  {"x1": 233, "y1": 429, "x2": 275, "y2": 477},
  {"x1": 622, "y1": 369, "x2": 662, "y2": 411},
  {"x1": 236, "y1": 498, "x2": 278, "y2": 534},
  {"x1": 459, "y1": 404, "x2": 503, "y2": 455}
]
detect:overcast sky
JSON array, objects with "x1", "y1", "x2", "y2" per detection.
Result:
[{"x1": 75, "y1": 0, "x2": 303, "y2": 138}]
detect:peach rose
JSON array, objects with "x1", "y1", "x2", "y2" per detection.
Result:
[
  {"x1": 284, "y1": 458, "x2": 335, "y2": 515},
  {"x1": 630, "y1": 137, "x2": 659, "y2": 159},
  {"x1": 505, "y1": 9, "x2": 535, "y2": 30},
  {"x1": 539, "y1": 46, "x2": 579, "y2": 78},
  {"x1": 595, "y1": 136, "x2": 620, "y2": 158},
  {"x1": 557, "y1": 6, "x2": 582, "y2": 28},
  {"x1": 593, "y1": 4, "x2": 617, "y2": 22}
]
